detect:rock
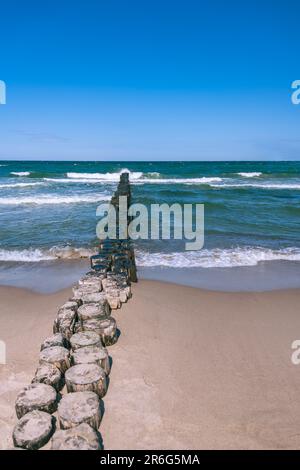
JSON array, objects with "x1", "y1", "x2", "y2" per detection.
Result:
[
  {"x1": 71, "y1": 346, "x2": 110, "y2": 375},
  {"x1": 32, "y1": 362, "x2": 64, "y2": 391},
  {"x1": 57, "y1": 391, "x2": 102, "y2": 430},
  {"x1": 40, "y1": 333, "x2": 68, "y2": 350},
  {"x1": 15, "y1": 383, "x2": 59, "y2": 419},
  {"x1": 13, "y1": 410, "x2": 56, "y2": 450},
  {"x1": 51, "y1": 423, "x2": 102, "y2": 450},
  {"x1": 65, "y1": 364, "x2": 107, "y2": 398},
  {"x1": 39, "y1": 346, "x2": 70, "y2": 373},
  {"x1": 70, "y1": 332, "x2": 102, "y2": 350}
]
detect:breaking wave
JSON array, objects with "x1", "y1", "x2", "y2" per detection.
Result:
[
  {"x1": 10, "y1": 171, "x2": 31, "y2": 176},
  {"x1": 0, "y1": 246, "x2": 96, "y2": 262},
  {"x1": 136, "y1": 246, "x2": 300, "y2": 268},
  {"x1": 0, "y1": 194, "x2": 111, "y2": 205},
  {"x1": 237, "y1": 172, "x2": 262, "y2": 178},
  {"x1": 67, "y1": 168, "x2": 143, "y2": 181}
]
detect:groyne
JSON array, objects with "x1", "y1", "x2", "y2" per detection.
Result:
[{"x1": 12, "y1": 173, "x2": 137, "y2": 450}]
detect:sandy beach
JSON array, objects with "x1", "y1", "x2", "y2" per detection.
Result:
[{"x1": 1, "y1": 280, "x2": 300, "y2": 449}]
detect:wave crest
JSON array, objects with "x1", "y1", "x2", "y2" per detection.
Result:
[
  {"x1": 237, "y1": 172, "x2": 262, "y2": 178},
  {"x1": 0, "y1": 194, "x2": 111, "y2": 205},
  {"x1": 67, "y1": 168, "x2": 143, "y2": 181},
  {"x1": 136, "y1": 246, "x2": 300, "y2": 268},
  {"x1": 10, "y1": 171, "x2": 31, "y2": 176},
  {"x1": 0, "y1": 246, "x2": 96, "y2": 262}
]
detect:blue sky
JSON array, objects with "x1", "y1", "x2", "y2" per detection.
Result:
[{"x1": 0, "y1": 0, "x2": 300, "y2": 160}]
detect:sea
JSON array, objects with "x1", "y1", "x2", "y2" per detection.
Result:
[{"x1": 0, "y1": 160, "x2": 300, "y2": 292}]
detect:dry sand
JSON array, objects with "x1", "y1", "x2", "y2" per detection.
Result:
[{"x1": 1, "y1": 280, "x2": 300, "y2": 449}]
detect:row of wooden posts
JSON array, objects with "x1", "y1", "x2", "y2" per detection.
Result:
[{"x1": 12, "y1": 173, "x2": 137, "y2": 450}]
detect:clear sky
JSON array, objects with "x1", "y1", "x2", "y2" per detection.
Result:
[{"x1": 0, "y1": 0, "x2": 300, "y2": 161}]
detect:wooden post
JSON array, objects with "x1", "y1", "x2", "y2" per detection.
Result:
[
  {"x1": 71, "y1": 345, "x2": 111, "y2": 375},
  {"x1": 70, "y1": 331, "x2": 102, "y2": 350},
  {"x1": 39, "y1": 346, "x2": 70, "y2": 373},
  {"x1": 15, "y1": 383, "x2": 59, "y2": 419},
  {"x1": 57, "y1": 391, "x2": 102, "y2": 430},
  {"x1": 13, "y1": 410, "x2": 56, "y2": 450},
  {"x1": 51, "y1": 423, "x2": 102, "y2": 450},
  {"x1": 65, "y1": 363, "x2": 107, "y2": 398}
]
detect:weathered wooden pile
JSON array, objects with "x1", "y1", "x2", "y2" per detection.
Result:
[{"x1": 12, "y1": 172, "x2": 137, "y2": 450}]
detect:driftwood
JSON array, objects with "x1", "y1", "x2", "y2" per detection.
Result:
[
  {"x1": 71, "y1": 346, "x2": 110, "y2": 375},
  {"x1": 57, "y1": 391, "x2": 102, "y2": 430},
  {"x1": 40, "y1": 333, "x2": 68, "y2": 351},
  {"x1": 70, "y1": 332, "x2": 102, "y2": 350},
  {"x1": 39, "y1": 346, "x2": 70, "y2": 373},
  {"x1": 78, "y1": 303, "x2": 110, "y2": 322},
  {"x1": 13, "y1": 410, "x2": 56, "y2": 450},
  {"x1": 65, "y1": 364, "x2": 107, "y2": 398},
  {"x1": 15, "y1": 383, "x2": 59, "y2": 419},
  {"x1": 32, "y1": 362, "x2": 64, "y2": 391},
  {"x1": 51, "y1": 423, "x2": 102, "y2": 450}
]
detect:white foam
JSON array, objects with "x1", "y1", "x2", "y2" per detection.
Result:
[
  {"x1": 10, "y1": 171, "x2": 31, "y2": 176},
  {"x1": 44, "y1": 178, "x2": 104, "y2": 183},
  {"x1": 67, "y1": 168, "x2": 143, "y2": 182},
  {"x1": 133, "y1": 176, "x2": 223, "y2": 185},
  {"x1": 0, "y1": 246, "x2": 96, "y2": 262},
  {"x1": 211, "y1": 182, "x2": 300, "y2": 190},
  {"x1": 237, "y1": 172, "x2": 262, "y2": 178},
  {"x1": 0, "y1": 248, "x2": 54, "y2": 262},
  {"x1": 136, "y1": 246, "x2": 300, "y2": 268},
  {"x1": 0, "y1": 182, "x2": 43, "y2": 188},
  {"x1": 0, "y1": 194, "x2": 111, "y2": 205}
]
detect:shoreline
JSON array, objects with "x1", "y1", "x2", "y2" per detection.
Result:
[
  {"x1": 2, "y1": 259, "x2": 300, "y2": 293},
  {"x1": 1, "y1": 280, "x2": 300, "y2": 449}
]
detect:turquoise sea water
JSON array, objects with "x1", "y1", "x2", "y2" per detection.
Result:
[{"x1": 0, "y1": 160, "x2": 300, "y2": 291}]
